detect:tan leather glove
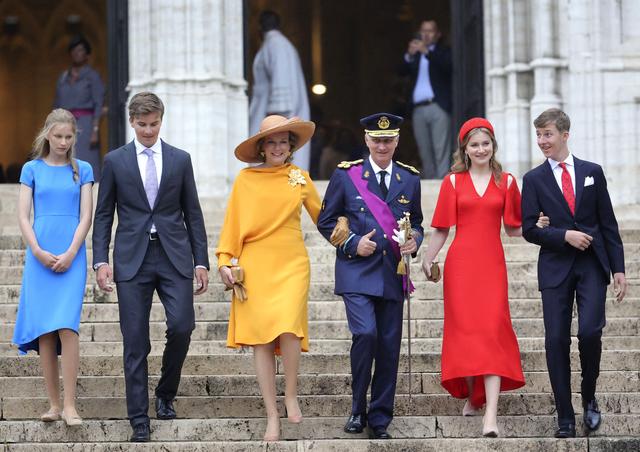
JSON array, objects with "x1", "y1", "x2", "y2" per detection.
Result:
[{"x1": 330, "y1": 216, "x2": 350, "y2": 247}]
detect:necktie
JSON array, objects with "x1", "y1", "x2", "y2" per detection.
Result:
[
  {"x1": 379, "y1": 170, "x2": 388, "y2": 198},
  {"x1": 559, "y1": 162, "x2": 575, "y2": 215},
  {"x1": 143, "y1": 148, "x2": 158, "y2": 208}
]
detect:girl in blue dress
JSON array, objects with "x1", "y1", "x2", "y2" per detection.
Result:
[{"x1": 13, "y1": 109, "x2": 94, "y2": 426}]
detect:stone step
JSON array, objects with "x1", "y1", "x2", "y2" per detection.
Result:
[
  {"x1": 2, "y1": 298, "x2": 638, "y2": 325},
  {"x1": 2, "y1": 279, "x2": 640, "y2": 305},
  {"x1": 1, "y1": 260, "x2": 639, "y2": 284},
  {"x1": 3, "y1": 438, "x2": 640, "y2": 452},
  {"x1": 2, "y1": 335, "x2": 638, "y2": 357},
  {"x1": 2, "y1": 243, "x2": 638, "y2": 266},
  {"x1": 1, "y1": 351, "x2": 637, "y2": 377},
  {"x1": 1, "y1": 371, "x2": 637, "y2": 398},
  {"x1": 1, "y1": 228, "x2": 640, "y2": 251},
  {"x1": 2, "y1": 392, "x2": 638, "y2": 420},
  {"x1": 1, "y1": 317, "x2": 637, "y2": 343},
  {"x1": 1, "y1": 416, "x2": 639, "y2": 443}
]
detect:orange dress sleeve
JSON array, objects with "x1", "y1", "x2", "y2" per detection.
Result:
[
  {"x1": 503, "y1": 173, "x2": 522, "y2": 228},
  {"x1": 215, "y1": 175, "x2": 244, "y2": 268},
  {"x1": 303, "y1": 171, "x2": 322, "y2": 224},
  {"x1": 431, "y1": 174, "x2": 457, "y2": 228}
]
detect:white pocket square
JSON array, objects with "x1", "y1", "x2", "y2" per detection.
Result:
[{"x1": 584, "y1": 176, "x2": 594, "y2": 187}]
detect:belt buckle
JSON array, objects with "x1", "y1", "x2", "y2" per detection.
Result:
[{"x1": 149, "y1": 232, "x2": 158, "y2": 241}]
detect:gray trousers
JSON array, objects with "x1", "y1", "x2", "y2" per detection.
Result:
[{"x1": 412, "y1": 103, "x2": 452, "y2": 179}]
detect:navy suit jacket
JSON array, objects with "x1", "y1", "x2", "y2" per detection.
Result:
[
  {"x1": 521, "y1": 156, "x2": 624, "y2": 290},
  {"x1": 399, "y1": 41, "x2": 453, "y2": 114},
  {"x1": 93, "y1": 140, "x2": 209, "y2": 282},
  {"x1": 317, "y1": 159, "x2": 424, "y2": 301}
]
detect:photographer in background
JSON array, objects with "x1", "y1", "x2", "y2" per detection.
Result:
[{"x1": 399, "y1": 20, "x2": 452, "y2": 179}]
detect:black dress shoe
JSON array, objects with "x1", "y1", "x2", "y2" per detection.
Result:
[
  {"x1": 368, "y1": 426, "x2": 392, "y2": 439},
  {"x1": 583, "y1": 399, "x2": 602, "y2": 431},
  {"x1": 156, "y1": 397, "x2": 177, "y2": 420},
  {"x1": 554, "y1": 424, "x2": 576, "y2": 438},
  {"x1": 130, "y1": 423, "x2": 150, "y2": 442},
  {"x1": 344, "y1": 413, "x2": 366, "y2": 433}
]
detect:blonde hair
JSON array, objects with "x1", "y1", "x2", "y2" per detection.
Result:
[
  {"x1": 31, "y1": 109, "x2": 79, "y2": 182},
  {"x1": 451, "y1": 127, "x2": 503, "y2": 186}
]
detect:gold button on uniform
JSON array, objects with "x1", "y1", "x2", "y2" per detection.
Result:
[
  {"x1": 360, "y1": 207, "x2": 365, "y2": 212},
  {"x1": 383, "y1": 234, "x2": 387, "y2": 239},
  {"x1": 383, "y1": 250, "x2": 387, "y2": 256}
]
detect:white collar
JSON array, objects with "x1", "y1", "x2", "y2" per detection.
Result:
[
  {"x1": 548, "y1": 152, "x2": 574, "y2": 170},
  {"x1": 134, "y1": 139, "x2": 162, "y2": 155},
  {"x1": 368, "y1": 156, "x2": 393, "y2": 175}
]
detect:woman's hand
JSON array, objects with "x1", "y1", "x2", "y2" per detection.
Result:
[
  {"x1": 422, "y1": 259, "x2": 434, "y2": 278},
  {"x1": 34, "y1": 248, "x2": 58, "y2": 269},
  {"x1": 536, "y1": 211, "x2": 550, "y2": 228},
  {"x1": 219, "y1": 266, "x2": 235, "y2": 289},
  {"x1": 51, "y1": 250, "x2": 76, "y2": 273}
]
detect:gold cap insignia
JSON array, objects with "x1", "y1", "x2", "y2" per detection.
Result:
[{"x1": 377, "y1": 116, "x2": 390, "y2": 130}]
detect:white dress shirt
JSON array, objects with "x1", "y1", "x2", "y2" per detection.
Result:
[
  {"x1": 548, "y1": 153, "x2": 576, "y2": 195},
  {"x1": 135, "y1": 139, "x2": 163, "y2": 232},
  {"x1": 368, "y1": 156, "x2": 393, "y2": 192},
  {"x1": 405, "y1": 45, "x2": 436, "y2": 104}
]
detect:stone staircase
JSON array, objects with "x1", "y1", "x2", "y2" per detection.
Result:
[{"x1": 0, "y1": 183, "x2": 638, "y2": 451}]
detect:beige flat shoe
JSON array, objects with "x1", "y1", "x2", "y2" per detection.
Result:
[
  {"x1": 40, "y1": 409, "x2": 62, "y2": 422},
  {"x1": 482, "y1": 416, "x2": 499, "y2": 437},
  {"x1": 462, "y1": 400, "x2": 481, "y2": 416},
  {"x1": 61, "y1": 411, "x2": 83, "y2": 427}
]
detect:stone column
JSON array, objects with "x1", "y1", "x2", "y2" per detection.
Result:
[
  {"x1": 127, "y1": 0, "x2": 247, "y2": 197},
  {"x1": 485, "y1": 0, "x2": 507, "y2": 152}
]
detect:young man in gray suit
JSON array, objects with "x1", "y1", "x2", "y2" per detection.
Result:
[{"x1": 93, "y1": 92, "x2": 209, "y2": 442}]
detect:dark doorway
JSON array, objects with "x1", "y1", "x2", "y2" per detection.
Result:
[
  {"x1": 107, "y1": 0, "x2": 128, "y2": 150},
  {"x1": 244, "y1": 0, "x2": 484, "y2": 179}
]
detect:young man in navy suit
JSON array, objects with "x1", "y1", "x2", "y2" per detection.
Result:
[
  {"x1": 318, "y1": 113, "x2": 424, "y2": 439},
  {"x1": 521, "y1": 108, "x2": 627, "y2": 438}
]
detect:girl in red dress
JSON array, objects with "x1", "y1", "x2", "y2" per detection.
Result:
[{"x1": 421, "y1": 118, "x2": 547, "y2": 437}]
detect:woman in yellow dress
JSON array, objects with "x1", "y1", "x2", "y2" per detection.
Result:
[{"x1": 216, "y1": 115, "x2": 321, "y2": 441}]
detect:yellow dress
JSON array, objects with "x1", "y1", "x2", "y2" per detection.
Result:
[{"x1": 216, "y1": 163, "x2": 321, "y2": 353}]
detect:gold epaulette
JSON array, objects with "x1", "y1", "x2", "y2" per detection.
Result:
[
  {"x1": 396, "y1": 161, "x2": 420, "y2": 175},
  {"x1": 337, "y1": 159, "x2": 364, "y2": 169}
]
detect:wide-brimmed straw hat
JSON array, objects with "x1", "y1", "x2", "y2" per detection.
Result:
[{"x1": 234, "y1": 115, "x2": 315, "y2": 163}]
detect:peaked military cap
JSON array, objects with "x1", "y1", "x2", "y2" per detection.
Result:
[{"x1": 360, "y1": 113, "x2": 403, "y2": 137}]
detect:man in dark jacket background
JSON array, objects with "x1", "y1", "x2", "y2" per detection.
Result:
[{"x1": 399, "y1": 19, "x2": 452, "y2": 179}]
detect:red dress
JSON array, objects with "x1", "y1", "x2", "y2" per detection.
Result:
[{"x1": 432, "y1": 171, "x2": 525, "y2": 407}]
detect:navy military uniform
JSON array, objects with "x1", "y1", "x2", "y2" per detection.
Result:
[{"x1": 317, "y1": 113, "x2": 424, "y2": 433}]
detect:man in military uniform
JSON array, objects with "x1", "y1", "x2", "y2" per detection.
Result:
[{"x1": 317, "y1": 113, "x2": 424, "y2": 439}]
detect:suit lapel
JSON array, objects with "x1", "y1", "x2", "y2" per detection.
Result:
[
  {"x1": 124, "y1": 141, "x2": 150, "y2": 208},
  {"x1": 386, "y1": 163, "x2": 405, "y2": 204},
  {"x1": 542, "y1": 160, "x2": 573, "y2": 217},
  {"x1": 573, "y1": 157, "x2": 585, "y2": 214},
  {"x1": 154, "y1": 140, "x2": 174, "y2": 209}
]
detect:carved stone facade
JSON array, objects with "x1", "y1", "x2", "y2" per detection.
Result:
[
  {"x1": 127, "y1": 0, "x2": 247, "y2": 197},
  {"x1": 484, "y1": 0, "x2": 640, "y2": 204}
]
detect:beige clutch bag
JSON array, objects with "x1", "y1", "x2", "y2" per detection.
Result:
[
  {"x1": 426, "y1": 261, "x2": 441, "y2": 283},
  {"x1": 225, "y1": 266, "x2": 247, "y2": 302}
]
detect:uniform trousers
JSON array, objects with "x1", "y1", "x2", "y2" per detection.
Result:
[{"x1": 342, "y1": 292, "x2": 404, "y2": 429}]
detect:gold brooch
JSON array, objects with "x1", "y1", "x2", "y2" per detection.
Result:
[
  {"x1": 377, "y1": 116, "x2": 390, "y2": 129},
  {"x1": 288, "y1": 168, "x2": 307, "y2": 187},
  {"x1": 398, "y1": 195, "x2": 410, "y2": 204}
]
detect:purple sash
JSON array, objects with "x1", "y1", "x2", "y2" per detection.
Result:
[{"x1": 347, "y1": 166, "x2": 414, "y2": 293}]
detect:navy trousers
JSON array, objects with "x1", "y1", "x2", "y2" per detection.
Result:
[
  {"x1": 540, "y1": 250, "x2": 607, "y2": 426},
  {"x1": 342, "y1": 293, "x2": 404, "y2": 429},
  {"x1": 116, "y1": 240, "x2": 195, "y2": 427}
]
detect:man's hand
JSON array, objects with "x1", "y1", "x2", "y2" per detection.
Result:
[
  {"x1": 613, "y1": 272, "x2": 627, "y2": 303},
  {"x1": 219, "y1": 266, "x2": 235, "y2": 289},
  {"x1": 407, "y1": 39, "x2": 423, "y2": 56},
  {"x1": 400, "y1": 237, "x2": 417, "y2": 255},
  {"x1": 194, "y1": 267, "x2": 209, "y2": 295},
  {"x1": 357, "y1": 229, "x2": 377, "y2": 256},
  {"x1": 34, "y1": 248, "x2": 58, "y2": 269},
  {"x1": 96, "y1": 264, "x2": 114, "y2": 292},
  {"x1": 51, "y1": 250, "x2": 76, "y2": 273},
  {"x1": 565, "y1": 230, "x2": 593, "y2": 250},
  {"x1": 536, "y1": 211, "x2": 550, "y2": 228}
]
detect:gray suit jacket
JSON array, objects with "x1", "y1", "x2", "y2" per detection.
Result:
[{"x1": 93, "y1": 140, "x2": 209, "y2": 282}]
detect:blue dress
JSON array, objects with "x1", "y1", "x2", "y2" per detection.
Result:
[{"x1": 12, "y1": 159, "x2": 94, "y2": 355}]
